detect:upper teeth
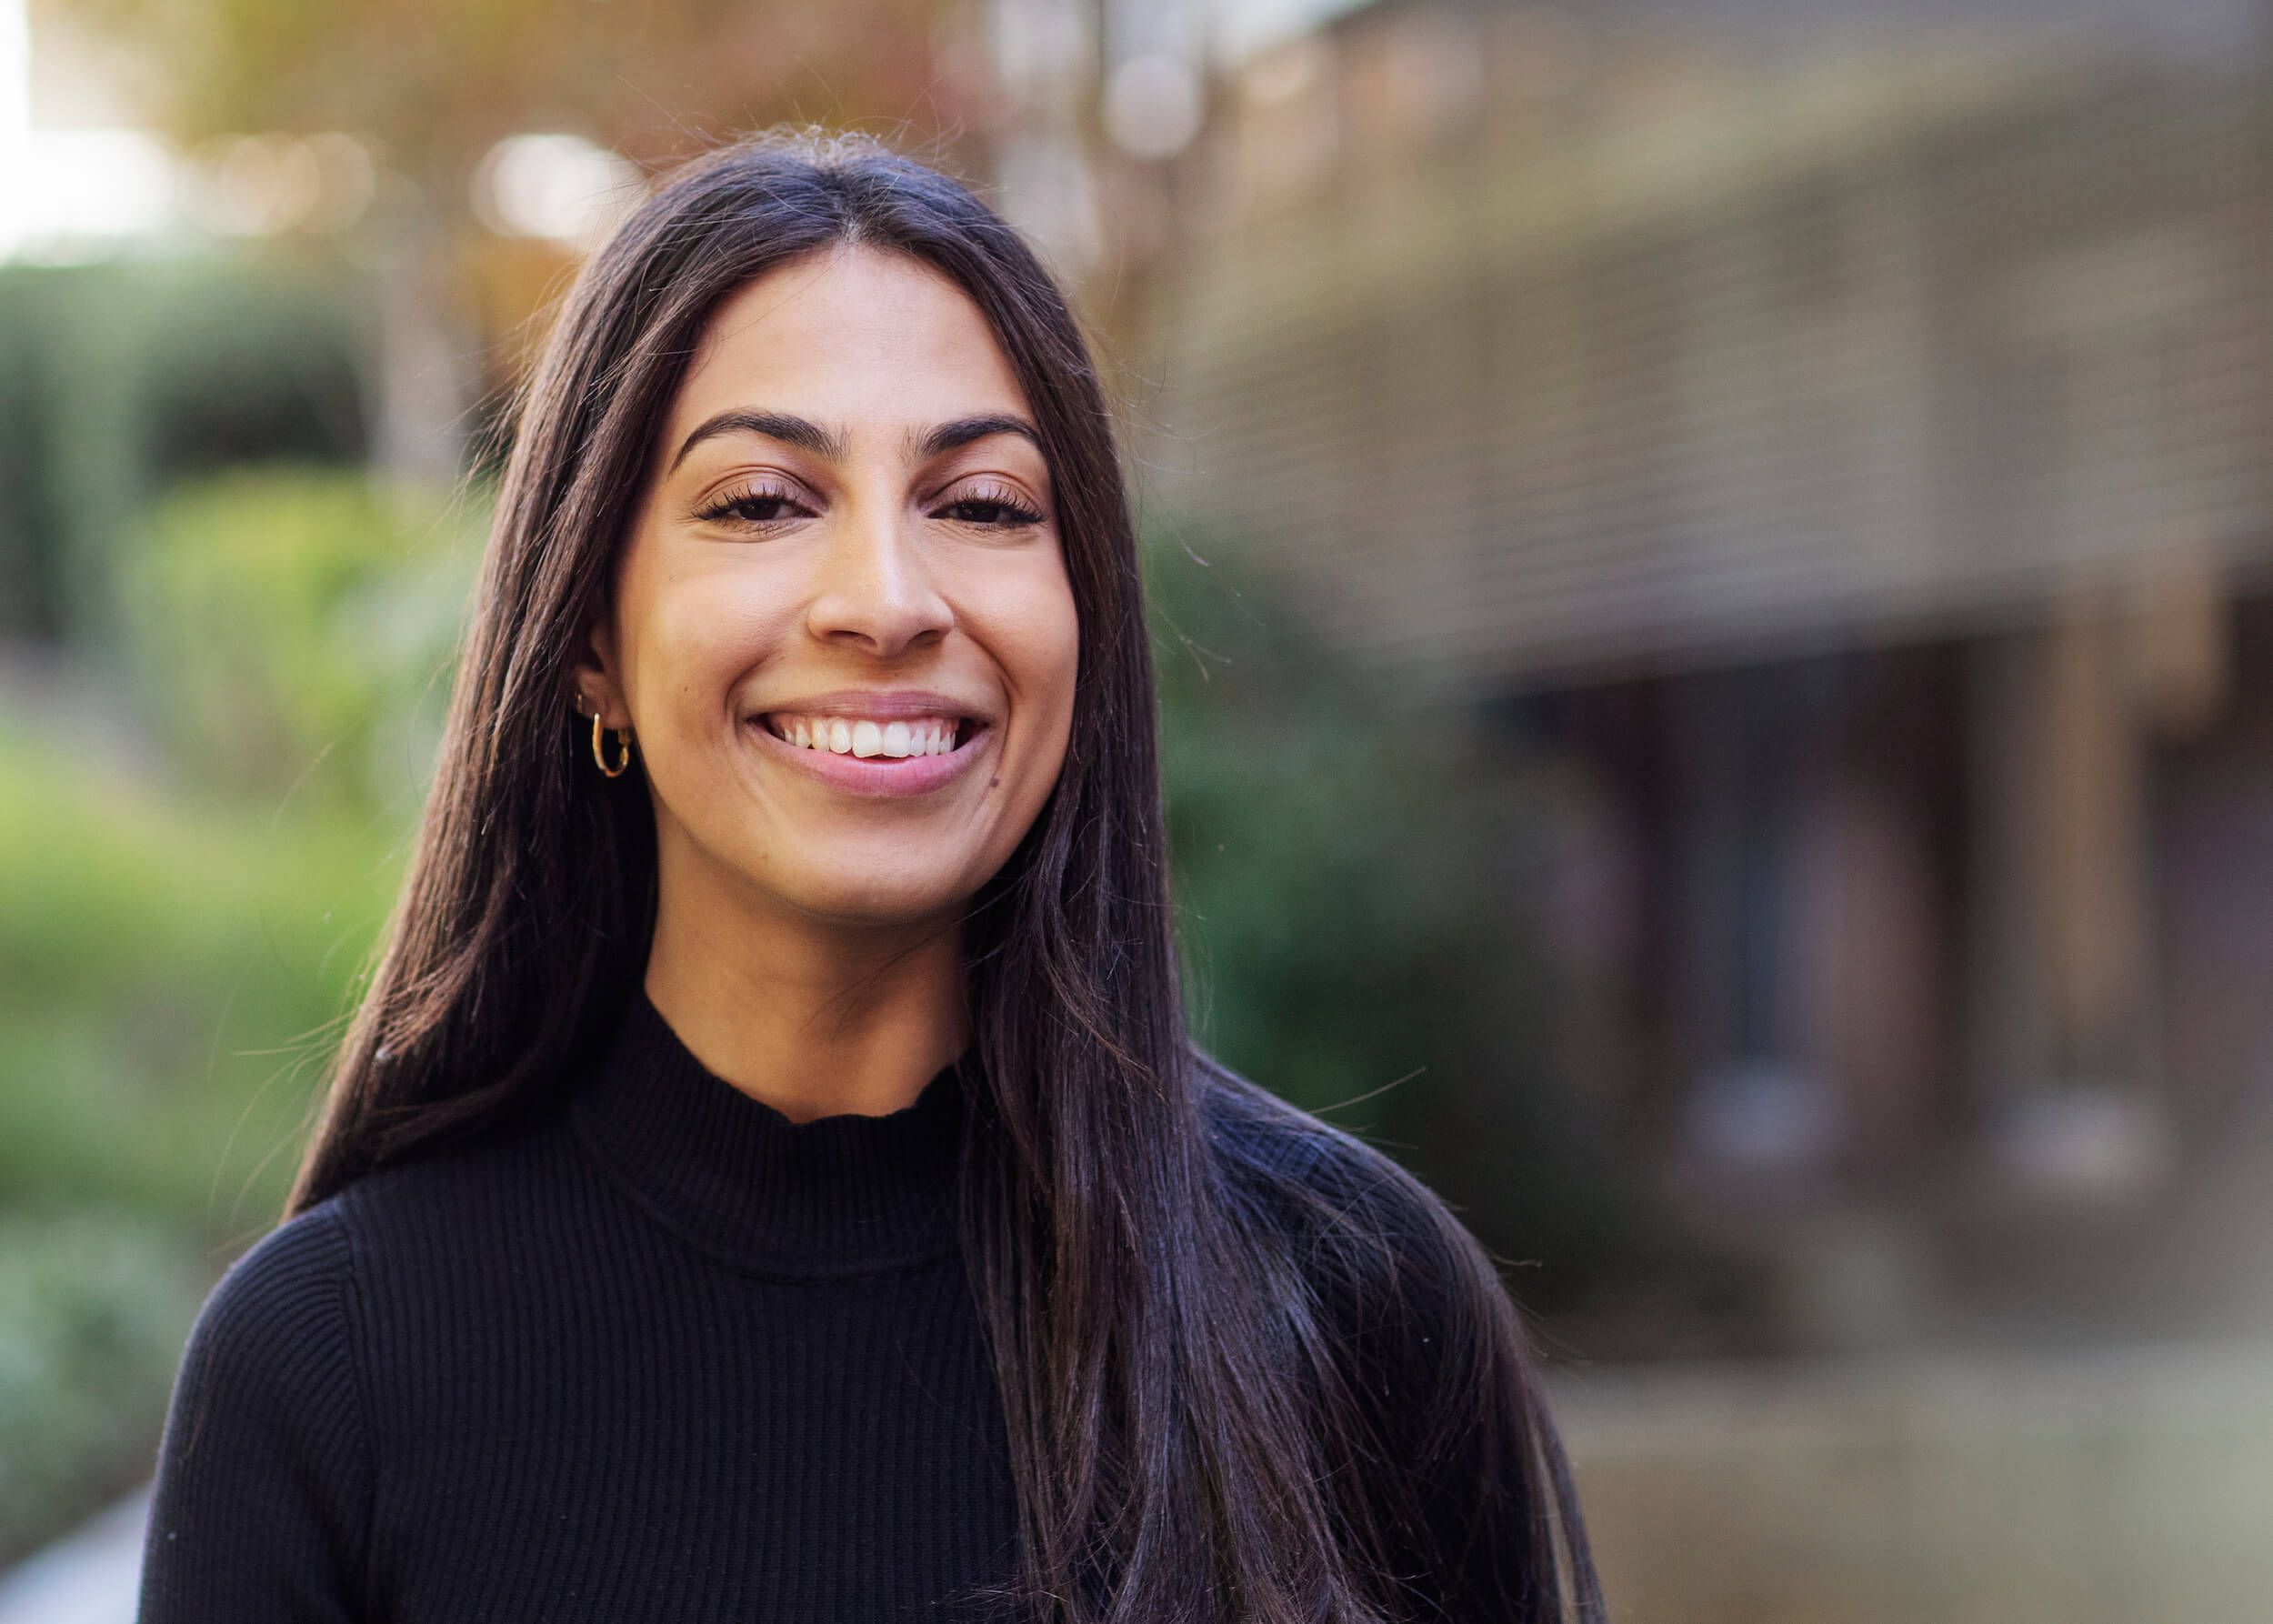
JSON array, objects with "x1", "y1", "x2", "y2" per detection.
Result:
[{"x1": 771, "y1": 715, "x2": 961, "y2": 757}]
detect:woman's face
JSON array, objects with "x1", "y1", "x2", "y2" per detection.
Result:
[{"x1": 580, "y1": 246, "x2": 1080, "y2": 934}]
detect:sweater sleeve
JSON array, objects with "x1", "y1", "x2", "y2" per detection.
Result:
[{"x1": 139, "y1": 1202, "x2": 373, "y2": 1624}]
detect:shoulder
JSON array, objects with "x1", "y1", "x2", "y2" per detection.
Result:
[
  {"x1": 180, "y1": 1202, "x2": 358, "y2": 1403},
  {"x1": 158, "y1": 1200, "x2": 366, "y2": 1499},
  {"x1": 1197, "y1": 1061, "x2": 1504, "y2": 1386},
  {"x1": 148, "y1": 1204, "x2": 385, "y2": 1619},
  {"x1": 186, "y1": 1118, "x2": 586, "y2": 1380},
  {"x1": 1201, "y1": 1060, "x2": 1474, "y2": 1291},
  {"x1": 325, "y1": 1109, "x2": 581, "y2": 1269},
  {"x1": 1197, "y1": 1063, "x2": 1579, "y2": 1620}
]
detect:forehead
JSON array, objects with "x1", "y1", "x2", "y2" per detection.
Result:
[{"x1": 666, "y1": 246, "x2": 1034, "y2": 441}]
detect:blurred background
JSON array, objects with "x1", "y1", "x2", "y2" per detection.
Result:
[{"x1": 5, "y1": 0, "x2": 2273, "y2": 1618}]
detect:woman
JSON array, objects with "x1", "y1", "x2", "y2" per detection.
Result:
[{"x1": 140, "y1": 133, "x2": 1604, "y2": 1624}]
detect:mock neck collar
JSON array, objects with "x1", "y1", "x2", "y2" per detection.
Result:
[{"x1": 568, "y1": 994, "x2": 966, "y2": 1278}]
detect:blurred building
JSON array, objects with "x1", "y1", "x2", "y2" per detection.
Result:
[{"x1": 1137, "y1": 0, "x2": 2273, "y2": 1343}]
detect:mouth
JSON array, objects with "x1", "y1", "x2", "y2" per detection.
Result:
[
  {"x1": 762, "y1": 712, "x2": 973, "y2": 760},
  {"x1": 742, "y1": 693, "x2": 992, "y2": 798}
]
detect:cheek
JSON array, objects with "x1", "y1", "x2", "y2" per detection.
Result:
[
  {"x1": 972, "y1": 559, "x2": 1081, "y2": 753},
  {"x1": 619, "y1": 556, "x2": 798, "y2": 726},
  {"x1": 977, "y1": 544, "x2": 1077, "y2": 684}
]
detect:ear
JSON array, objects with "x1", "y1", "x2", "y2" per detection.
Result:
[{"x1": 570, "y1": 614, "x2": 634, "y2": 730}]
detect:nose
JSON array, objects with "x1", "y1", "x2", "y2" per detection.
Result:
[{"x1": 804, "y1": 496, "x2": 953, "y2": 658}]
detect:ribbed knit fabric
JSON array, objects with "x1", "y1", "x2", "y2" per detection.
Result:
[{"x1": 139, "y1": 996, "x2": 1020, "y2": 1623}]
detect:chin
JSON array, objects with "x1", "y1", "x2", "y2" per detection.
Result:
[{"x1": 783, "y1": 867, "x2": 973, "y2": 932}]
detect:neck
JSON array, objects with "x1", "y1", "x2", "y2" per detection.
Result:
[{"x1": 642, "y1": 861, "x2": 968, "y2": 1126}]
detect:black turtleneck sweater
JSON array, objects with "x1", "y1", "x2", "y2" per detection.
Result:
[
  {"x1": 139, "y1": 997, "x2": 1018, "y2": 1623},
  {"x1": 139, "y1": 997, "x2": 1557, "y2": 1622}
]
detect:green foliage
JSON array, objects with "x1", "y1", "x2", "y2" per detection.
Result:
[
  {"x1": 114, "y1": 467, "x2": 483, "y2": 812},
  {"x1": 0, "y1": 260, "x2": 369, "y2": 639},
  {"x1": 1152, "y1": 540, "x2": 1502, "y2": 1124},
  {"x1": 1150, "y1": 536, "x2": 1664, "y2": 1304},
  {"x1": 0, "y1": 717, "x2": 405, "y2": 1227},
  {"x1": 0, "y1": 461, "x2": 464, "y2": 1559},
  {"x1": 0, "y1": 1211, "x2": 206, "y2": 1566},
  {"x1": 0, "y1": 466, "x2": 469, "y2": 1242}
]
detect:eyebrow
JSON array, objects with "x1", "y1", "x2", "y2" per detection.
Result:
[
  {"x1": 668, "y1": 408, "x2": 1041, "y2": 472},
  {"x1": 908, "y1": 414, "x2": 1043, "y2": 460},
  {"x1": 671, "y1": 410, "x2": 847, "y2": 470}
]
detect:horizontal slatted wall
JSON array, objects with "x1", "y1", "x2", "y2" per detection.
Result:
[{"x1": 1142, "y1": 63, "x2": 2270, "y2": 698}]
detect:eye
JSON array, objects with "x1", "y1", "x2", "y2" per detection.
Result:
[
  {"x1": 695, "y1": 482, "x2": 813, "y2": 527},
  {"x1": 934, "y1": 484, "x2": 1045, "y2": 529}
]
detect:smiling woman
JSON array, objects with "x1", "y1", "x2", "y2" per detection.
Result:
[
  {"x1": 136, "y1": 133, "x2": 1605, "y2": 1624},
  {"x1": 578, "y1": 248, "x2": 1081, "y2": 1123}
]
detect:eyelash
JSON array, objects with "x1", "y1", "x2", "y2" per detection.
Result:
[
  {"x1": 937, "y1": 484, "x2": 1045, "y2": 529},
  {"x1": 693, "y1": 481, "x2": 1045, "y2": 530},
  {"x1": 695, "y1": 484, "x2": 809, "y2": 526}
]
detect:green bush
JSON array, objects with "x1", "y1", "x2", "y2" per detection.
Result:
[
  {"x1": 0, "y1": 1211, "x2": 205, "y2": 1567},
  {"x1": 0, "y1": 259, "x2": 371, "y2": 640},
  {"x1": 114, "y1": 467, "x2": 484, "y2": 813},
  {"x1": 0, "y1": 717, "x2": 405, "y2": 1227},
  {"x1": 1149, "y1": 533, "x2": 1557, "y2": 1115},
  {"x1": 1149, "y1": 536, "x2": 1672, "y2": 1308},
  {"x1": 0, "y1": 467, "x2": 476, "y2": 1240},
  {"x1": 0, "y1": 462, "x2": 471, "y2": 1561}
]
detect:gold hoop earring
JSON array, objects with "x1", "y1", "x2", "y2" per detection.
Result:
[{"x1": 591, "y1": 712, "x2": 633, "y2": 778}]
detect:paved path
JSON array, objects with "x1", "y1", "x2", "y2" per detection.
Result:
[
  {"x1": 1558, "y1": 1335, "x2": 2273, "y2": 1624},
  {"x1": 0, "y1": 1491, "x2": 147, "y2": 1624}
]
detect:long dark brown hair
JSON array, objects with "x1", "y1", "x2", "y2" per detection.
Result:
[{"x1": 292, "y1": 130, "x2": 1602, "y2": 1624}]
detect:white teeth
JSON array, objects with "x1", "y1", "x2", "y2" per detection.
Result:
[{"x1": 768, "y1": 713, "x2": 963, "y2": 757}]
